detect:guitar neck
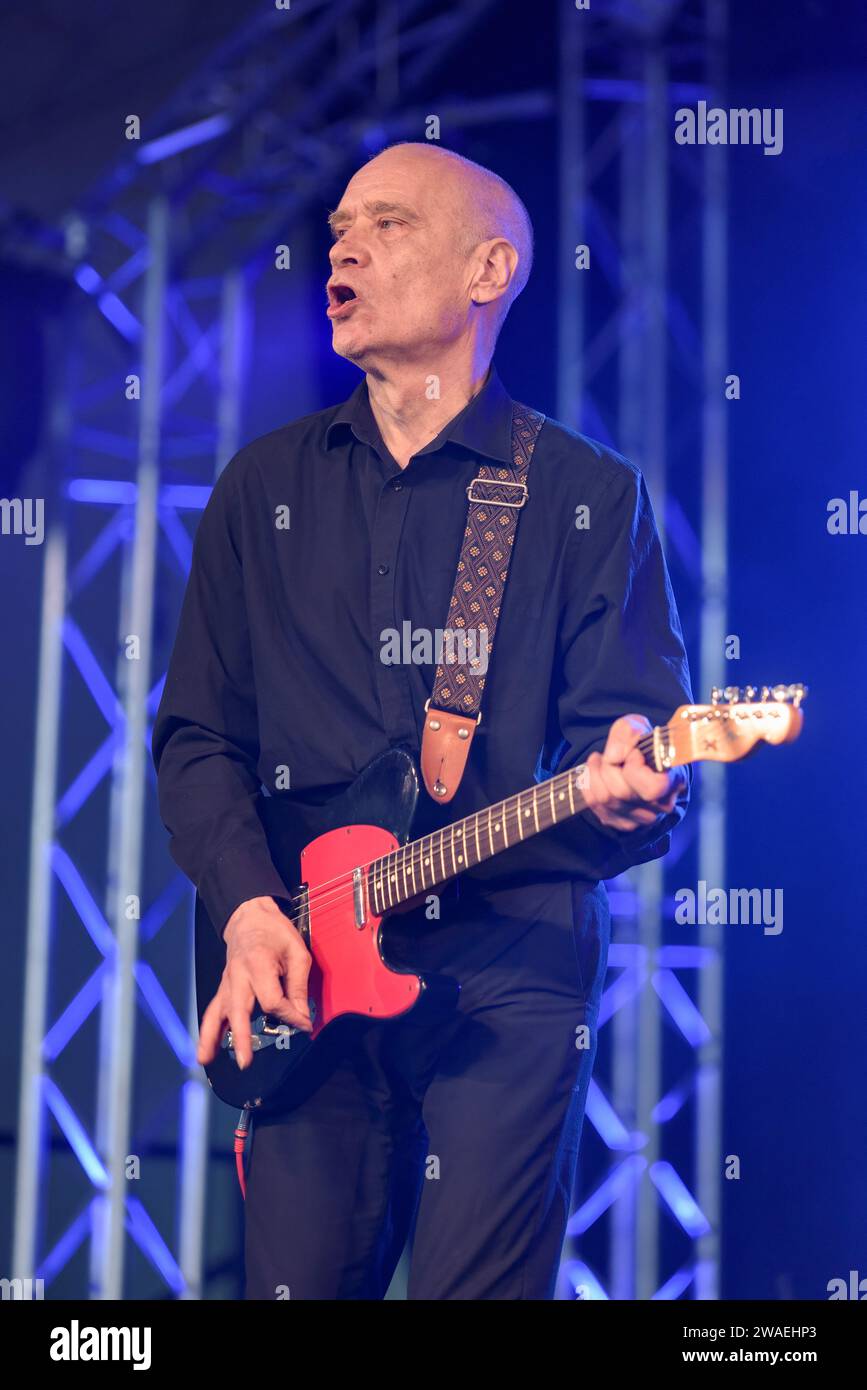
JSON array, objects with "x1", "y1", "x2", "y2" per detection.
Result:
[
  {"x1": 365, "y1": 685, "x2": 806, "y2": 916},
  {"x1": 367, "y1": 761, "x2": 591, "y2": 915}
]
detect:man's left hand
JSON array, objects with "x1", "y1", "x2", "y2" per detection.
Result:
[{"x1": 580, "y1": 714, "x2": 687, "y2": 832}]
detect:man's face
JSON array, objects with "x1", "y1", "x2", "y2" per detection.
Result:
[{"x1": 326, "y1": 152, "x2": 475, "y2": 366}]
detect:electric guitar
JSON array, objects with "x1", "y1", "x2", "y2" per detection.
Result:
[{"x1": 196, "y1": 684, "x2": 806, "y2": 1112}]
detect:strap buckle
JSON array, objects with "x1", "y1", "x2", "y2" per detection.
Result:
[
  {"x1": 465, "y1": 478, "x2": 529, "y2": 509},
  {"x1": 424, "y1": 697, "x2": 482, "y2": 727}
]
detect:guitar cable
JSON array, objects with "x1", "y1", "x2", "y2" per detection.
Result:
[{"x1": 234, "y1": 1109, "x2": 252, "y2": 1200}]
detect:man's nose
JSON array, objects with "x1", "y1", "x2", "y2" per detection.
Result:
[{"x1": 329, "y1": 232, "x2": 367, "y2": 267}]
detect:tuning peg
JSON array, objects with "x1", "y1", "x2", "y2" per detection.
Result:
[
  {"x1": 788, "y1": 683, "x2": 808, "y2": 706},
  {"x1": 724, "y1": 686, "x2": 740, "y2": 703},
  {"x1": 771, "y1": 684, "x2": 789, "y2": 702},
  {"x1": 710, "y1": 686, "x2": 723, "y2": 705},
  {"x1": 760, "y1": 686, "x2": 771, "y2": 701},
  {"x1": 743, "y1": 685, "x2": 757, "y2": 702}
]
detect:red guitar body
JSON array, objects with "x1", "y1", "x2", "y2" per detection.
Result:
[
  {"x1": 300, "y1": 822, "x2": 423, "y2": 1035},
  {"x1": 195, "y1": 748, "x2": 459, "y2": 1112}
]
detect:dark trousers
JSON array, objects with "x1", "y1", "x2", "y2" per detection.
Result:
[{"x1": 243, "y1": 877, "x2": 609, "y2": 1300}]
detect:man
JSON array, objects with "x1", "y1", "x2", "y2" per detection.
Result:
[{"x1": 152, "y1": 142, "x2": 692, "y2": 1300}]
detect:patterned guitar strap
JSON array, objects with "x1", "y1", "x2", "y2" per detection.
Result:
[{"x1": 420, "y1": 400, "x2": 545, "y2": 803}]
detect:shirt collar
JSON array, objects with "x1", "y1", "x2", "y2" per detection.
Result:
[{"x1": 324, "y1": 363, "x2": 514, "y2": 466}]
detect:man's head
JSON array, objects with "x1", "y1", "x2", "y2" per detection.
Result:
[{"x1": 326, "y1": 142, "x2": 533, "y2": 370}]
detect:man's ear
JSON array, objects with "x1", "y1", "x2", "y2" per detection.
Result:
[{"x1": 471, "y1": 238, "x2": 518, "y2": 307}]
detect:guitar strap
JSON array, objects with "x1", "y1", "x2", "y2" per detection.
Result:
[{"x1": 420, "y1": 400, "x2": 545, "y2": 803}]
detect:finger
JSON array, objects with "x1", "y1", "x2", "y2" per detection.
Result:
[
  {"x1": 583, "y1": 754, "x2": 653, "y2": 830},
  {"x1": 637, "y1": 761, "x2": 688, "y2": 812},
  {"x1": 619, "y1": 749, "x2": 679, "y2": 803},
  {"x1": 581, "y1": 752, "x2": 628, "y2": 814},
  {"x1": 227, "y1": 977, "x2": 256, "y2": 1070},
  {"x1": 197, "y1": 991, "x2": 229, "y2": 1065},
  {"x1": 602, "y1": 714, "x2": 652, "y2": 765},
  {"x1": 249, "y1": 957, "x2": 296, "y2": 1021},
  {"x1": 655, "y1": 767, "x2": 688, "y2": 813},
  {"x1": 596, "y1": 755, "x2": 654, "y2": 813},
  {"x1": 253, "y1": 952, "x2": 312, "y2": 1033},
  {"x1": 595, "y1": 758, "x2": 662, "y2": 828},
  {"x1": 284, "y1": 947, "x2": 313, "y2": 1033}
]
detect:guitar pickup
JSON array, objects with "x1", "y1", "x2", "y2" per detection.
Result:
[{"x1": 353, "y1": 866, "x2": 366, "y2": 928}]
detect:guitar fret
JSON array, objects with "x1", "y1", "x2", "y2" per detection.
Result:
[
  {"x1": 357, "y1": 695, "x2": 788, "y2": 926},
  {"x1": 366, "y1": 762, "x2": 595, "y2": 916}
]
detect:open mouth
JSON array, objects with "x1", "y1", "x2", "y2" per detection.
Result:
[{"x1": 327, "y1": 284, "x2": 360, "y2": 318}]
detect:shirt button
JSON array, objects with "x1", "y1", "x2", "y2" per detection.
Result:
[
  {"x1": 377, "y1": 563, "x2": 389, "y2": 576},
  {"x1": 392, "y1": 480, "x2": 403, "y2": 491}
]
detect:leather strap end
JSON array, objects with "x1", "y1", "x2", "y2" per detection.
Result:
[{"x1": 421, "y1": 706, "x2": 479, "y2": 804}]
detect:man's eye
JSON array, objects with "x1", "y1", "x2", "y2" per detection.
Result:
[{"x1": 379, "y1": 218, "x2": 400, "y2": 230}]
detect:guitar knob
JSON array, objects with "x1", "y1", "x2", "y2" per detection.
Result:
[
  {"x1": 771, "y1": 684, "x2": 788, "y2": 702},
  {"x1": 723, "y1": 686, "x2": 740, "y2": 703},
  {"x1": 788, "y1": 683, "x2": 808, "y2": 706},
  {"x1": 710, "y1": 686, "x2": 723, "y2": 705},
  {"x1": 760, "y1": 686, "x2": 771, "y2": 701},
  {"x1": 743, "y1": 685, "x2": 757, "y2": 702}
]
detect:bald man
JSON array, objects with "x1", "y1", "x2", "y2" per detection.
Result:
[{"x1": 153, "y1": 142, "x2": 692, "y2": 1299}]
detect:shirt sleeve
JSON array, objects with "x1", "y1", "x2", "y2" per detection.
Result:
[
  {"x1": 151, "y1": 460, "x2": 292, "y2": 937},
  {"x1": 546, "y1": 459, "x2": 694, "y2": 880}
]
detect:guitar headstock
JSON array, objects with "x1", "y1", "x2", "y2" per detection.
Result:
[{"x1": 652, "y1": 684, "x2": 807, "y2": 769}]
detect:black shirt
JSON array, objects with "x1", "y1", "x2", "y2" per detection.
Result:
[{"x1": 152, "y1": 364, "x2": 692, "y2": 941}]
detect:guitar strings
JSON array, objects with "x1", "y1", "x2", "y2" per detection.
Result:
[
  {"x1": 252, "y1": 723, "x2": 680, "y2": 938},
  {"x1": 264, "y1": 724, "x2": 674, "y2": 929}
]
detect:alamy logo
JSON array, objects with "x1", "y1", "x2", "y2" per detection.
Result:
[
  {"x1": 674, "y1": 881, "x2": 783, "y2": 935},
  {"x1": 0, "y1": 497, "x2": 44, "y2": 545},
  {"x1": 0, "y1": 1276, "x2": 44, "y2": 1299},
  {"x1": 49, "y1": 1320, "x2": 151, "y2": 1370},
  {"x1": 827, "y1": 491, "x2": 867, "y2": 535},
  {"x1": 827, "y1": 1270, "x2": 867, "y2": 1300},
  {"x1": 380, "y1": 622, "x2": 489, "y2": 673},
  {"x1": 674, "y1": 101, "x2": 783, "y2": 156}
]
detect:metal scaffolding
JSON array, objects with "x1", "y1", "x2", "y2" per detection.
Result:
[
  {"x1": 13, "y1": 0, "x2": 727, "y2": 1298},
  {"x1": 557, "y1": 0, "x2": 728, "y2": 1301}
]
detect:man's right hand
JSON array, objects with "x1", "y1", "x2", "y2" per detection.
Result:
[{"x1": 197, "y1": 895, "x2": 312, "y2": 1071}]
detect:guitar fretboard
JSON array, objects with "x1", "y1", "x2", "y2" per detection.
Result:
[{"x1": 367, "y1": 762, "x2": 590, "y2": 914}]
